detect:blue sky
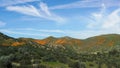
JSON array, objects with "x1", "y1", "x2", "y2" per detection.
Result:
[{"x1": 0, "y1": 0, "x2": 120, "y2": 39}]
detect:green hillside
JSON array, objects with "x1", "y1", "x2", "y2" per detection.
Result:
[{"x1": 0, "y1": 32, "x2": 120, "y2": 68}]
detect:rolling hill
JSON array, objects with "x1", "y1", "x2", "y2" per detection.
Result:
[
  {"x1": 0, "y1": 32, "x2": 120, "y2": 68},
  {"x1": 0, "y1": 32, "x2": 120, "y2": 51}
]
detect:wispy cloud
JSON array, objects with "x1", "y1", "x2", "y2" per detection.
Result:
[
  {"x1": 85, "y1": 3, "x2": 120, "y2": 38},
  {"x1": 6, "y1": 5, "x2": 41, "y2": 17},
  {"x1": 87, "y1": 4, "x2": 120, "y2": 31},
  {"x1": 1, "y1": 28, "x2": 120, "y2": 39},
  {"x1": 50, "y1": 0, "x2": 120, "y2": 9},
  {"x1": 102, "y1": 8, "x2": 120, "y2": 29},
  {"x1": 0, "y1": 29, "x2": 50, "y2": 37},
  {"x1": 40, "y1": 2, "x2": 51, "y2": 16},
  {"x1": 0, "y1": 0, "x2": 39, "y2": 7},
  {"x1": 0, "y1": 21, "x2": 6, "y2": 27},
  {"x1": 9, "y1": 28, "x2": 64, "y2": 33},
  {"x1": 1, "y1": 0, "x2": 120, "y2": 39},
  {"x1": 6, "y1": 2, "x2": 65, "y2": 23},
  {"x1": 87, "y1": 3, "x2": 106, "y2": 28}
]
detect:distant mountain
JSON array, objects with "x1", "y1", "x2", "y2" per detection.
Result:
[
  {"x1": 79, "y1": 34, "x2": 120, "y2": 52},
  {"x1": 85, "y1": 34, "x2": 120, "y2": 46},
  {"x1": 0, "y1": 32, "x2": 38, "y2": 46},
  {"x1": 33, "y1": 36, "x2": 83, "y2": 46},
  {"x1": 0, "y1": 32, "x2": 120, "y2": 51}
]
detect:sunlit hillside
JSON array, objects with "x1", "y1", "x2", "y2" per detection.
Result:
[{"x1": 0, "y1": 32, "x2": 120, "y2": 68}]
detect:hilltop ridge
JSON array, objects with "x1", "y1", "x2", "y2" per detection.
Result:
[{"x1": 0, "y1": 32, "x2": 120, "y2": 49}]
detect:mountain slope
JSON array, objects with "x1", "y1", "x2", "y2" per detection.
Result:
[
  {"x1": 0, "y1": 32, "x2": 120, "y2": 50},
  {"x1": 84, "y1": 34, "x2": 120, "y2": 46},
  {"x1": 0, "y1": 32, "x2": 120, "y2": 68},
  {"x1": 0, "y1": 32, "x2": 14, "y2": 40},
  {"x1": 79, "y1": 34, "x2": 120, "y2": 52},
  {"x1": 0, "y1": 32, "x2": 15, "y2": 46},
  {"x1": 34, "y1": 36, "x2": 83, "y2": 46}
]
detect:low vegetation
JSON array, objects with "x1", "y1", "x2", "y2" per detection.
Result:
[{"x1": 0, "y1": 32, "x2": 120, "y2": 68}]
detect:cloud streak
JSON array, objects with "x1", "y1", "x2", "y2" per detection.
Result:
[
  {"x1": 0, "y1": 0, "x2": 39, "y2": 7},
  {"x1": 85, "y1": 4, "x2": 120, "y2": 38},
  {"x1": 102, "y1": 8, "x2": 120, "y2": 29},
  {"x1": 1, "y1": 0, "x2": 120, "y2": 39},
  {"x1": 87, "y1": 3, "x2": 106, "y2": 28},
  {"x1": 6, "y1": 2, "x2": 65, "y2": 23},
  {"x1": 10, "y1": 28, "x2": 64, "y2": 33},
  {"x1": 0, "y1": 29, "x2": 50, "y2": 37},
  {"x1": 6, "y1": 5, "x2": 41, "y2": 17},
  {"x1": 50, "y1": 0, "x2": 120, "y2": 9},
  {"x1": 1, "y1": 28, "x2": 120, "y2": 39},
  {"x1": 87, "y1": 5, "x2": 120, "y2": 31}
]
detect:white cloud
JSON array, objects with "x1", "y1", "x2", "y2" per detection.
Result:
[
  {"x1": 102, "y1": 9, "x2": 120, "y2": 29},
  {"x1": 0, "y1": 21, "x2": 6, "y2": 27},
  {"x1": 87, "y1": 3, "x2": 106, "y2": 28},
  {"x1": 1, "y1": 28, "x2": 120, "y2": 39},
  {"x1": 50, "y1": 0, "x2": 120, "y2": 10},
  {"x1": 86, "y1": 5, "x2": 120, "y2": 38},
  {"x1": 87, "y1": 7, "x2": 120, "y2": 31},
  {"x1": 1, "y1": 0, "x2": 120, "y2": 39},
  {"x1": 10, "y1": 28, "x2": 64, "y2": 33},
  {"x1": 0, "y1": 29, "x2": 50, "y2": 37},
  {"x1": 40, "y1": 2, "x2": 51, "y2": 16},
  {"x1": 6, "y1": 2, "x2": 65, "y2": 23},
  {"x1": 0, "y1": 0, "x2": 39, "y2": 7},
  {"x1": 50, "y1": 0, "x2": 100, "y2": 9},
  {"x1": 73, "y1": 3, "x2": 120, "y2": 39},
  {"x1": 6, "y1": 5, "x2": 41, "y2": 17}
]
